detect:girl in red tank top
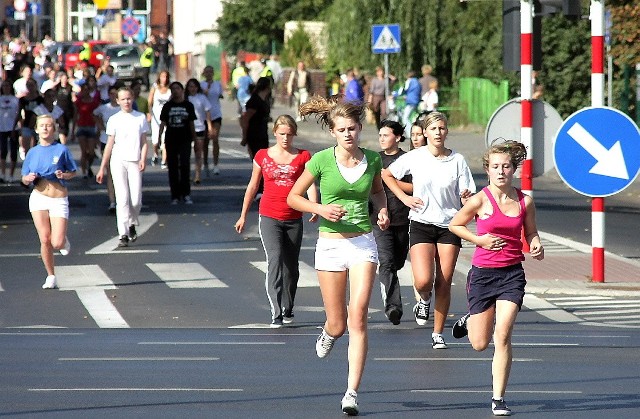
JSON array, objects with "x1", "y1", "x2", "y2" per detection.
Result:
[{"x1": 448, "y1": 140, "x2": 544, "y2": 416}]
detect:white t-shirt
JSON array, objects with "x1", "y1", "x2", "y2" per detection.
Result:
[
  {"x1": 13, "y1": 77, "x2": 29, "y2": 98},
  {"x1": 421, "y1": 90, "x2": 439, "y2": 112},
  {"x1": 187, "y1": 93, "x2": 212, "y2": 132},
  {"x1": 106, "y1": 110, "x2": 150, "y2": 162},
  {"x1": 200, "y1": 80, "x2": 223, "y2": 120},
  {"x1": 0, "y1": 95, "x2": 19, "y2": 132},
  {"x1": 388, "y1": 147, "x2": 476, "y2": 227},
  {"x1": 94, "y1": 102, "x2": 121, "y2": 144}
]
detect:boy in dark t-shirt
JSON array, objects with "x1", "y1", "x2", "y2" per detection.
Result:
[{"x1": 159, "y1": 82, "x2": 197, "y2": 204}]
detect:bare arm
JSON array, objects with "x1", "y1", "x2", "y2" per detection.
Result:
[
  {"x1": 370, "y1": 173, "x2": 389, "y2": 230},
  {"x1": 96, "y1": 134, "x2": 115, "y2": 184},
  {"x1": 381, "y1": 168, "x2": 423, "y2": 210},
  {"x1": 523, "y1": 195, "x2": 544, "y2": 260},
  {"x1": 240, "y1": 108, "x2": 256, "y2": 147},
  {"x1": 139, "y1": 132, "x2": 148, "y2": 171},
  {"x1": 234, "y1": 163, "x2": 262, "y2": 233}
]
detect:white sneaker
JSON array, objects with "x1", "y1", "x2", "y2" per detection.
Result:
[
  {"x1": 59, "y1": 236, "x2": 70, "y2": 256},
  {"x1": 213, "y1": 165, "x2": 220, "y2": 175},
  {"x1": 431, "y1": 333, "x2": 448, "y2": 349},
  {"x1": 19, "y1": 147, "x2": 26, "y2": 161},
  {"x1": 42, "y1": 275, "x2": 57, "y2": 289},
  {"x1": 184, "y1": 195, "x2": 193, "y2": 205},
  {"x1": 315, "y1": 328, "x2": 336, "y2": 358},
  {"x1": 341, "y1": 390, "x2": 359, "y2": 416}
]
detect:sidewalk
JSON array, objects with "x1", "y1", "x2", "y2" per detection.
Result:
[{"x1": 272, "y1": 100, "x2": 640, "y2": 296}]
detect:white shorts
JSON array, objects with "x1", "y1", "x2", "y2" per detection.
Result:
[
  {"x1": 315, "y1": 232, "x2": 378, "y2": 271},
  {"x1": 29, "y1": 191, "x2": 69, "y2": 219}
]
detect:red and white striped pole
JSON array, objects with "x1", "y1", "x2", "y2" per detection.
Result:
[
  {"x1": 520, "y1": 0, "x2": 533, "y2": 197},
  {"x1": 520, "y1": 0, "x2": 534, "y2": 252},
  {"x1": 591, "y1": 0, "x2": 605, "y2": 282}
]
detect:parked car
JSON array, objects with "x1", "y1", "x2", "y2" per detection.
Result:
[
  {"x1": 103, "y1": 43, "x2": 144, "y2": 84},
  {"x1": 64, "y1": 40, "x2": 111, "y2": 70},
  {"x1": 52, "y1": 41, "x2": 76, "y2": 69}
]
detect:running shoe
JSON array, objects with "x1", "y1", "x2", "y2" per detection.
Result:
[
  {"x1": 452, "y1": 313, "x2": 470, "y2": 339},
  {"x1": 108, "y1": 202, "x2": 116, "y2": 214},
  {"x1": 59, "y1": 236, "x2": 70, "y2": 256},
  {"x1": 386, "y1": 307, "x2": 402, "y2": 325},
  {"x1": 19, "y1": 147, "x2": 26, "y2": 161},
  {"x1": 492, "y1": 398, "x2": 512, "y2": 416},
  {"x1": 283, "y1": 309, "x2": 294, "y2": 324},
  {"x1": 213, "y1": 165, "x2": 220, "y2": 175},
  {"x1": 171, "y1": 199, "x2": 179, "y2": 205},
  {"x1": 413, "y1": 298, "x2": 430, "y2": 326},
  {"x1": 184, "y1": 195, "x2": 193, "y2": 205},
  {"x1": 315, "y1": 328, "x2": 336, "y2": 358},
  {"x1": 128, "y1": 226, "x2": 137, "y2": 242},
  {"x1": 42, "y1": 275, "x2": 57, "y2": 289},
  {"x1": 270, "y1": 318, "x2": 283, "y2": 328},
  {"x1": 151, "y1": 156, "x2": 159, "y2": 166},
  {"x1": 341, "y1": 390, "x2": 359, "y2": 416},
  {"x1": 431, "y1": 333, "x2": 448, "y2": 349},
  {"x1": 118, "y1": 235, "x2": 129, "y2": 247},
  {"x1": 161, "y1": 163, "x2": 167, "y2": 170}
]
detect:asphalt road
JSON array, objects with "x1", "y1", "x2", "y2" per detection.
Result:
[{"x1": 1, "y1": 99, "x2": 640, "y2": 417}]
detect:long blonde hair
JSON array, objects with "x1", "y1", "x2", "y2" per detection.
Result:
[{"x1": 272, "y1": 114, "x2": 297, "y2": 135}]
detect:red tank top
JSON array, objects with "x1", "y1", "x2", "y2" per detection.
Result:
[{"x1": 472, "y1": 187, "x2": 526, "y2": 268}]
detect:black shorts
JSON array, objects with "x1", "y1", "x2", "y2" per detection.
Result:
[
  {"x1": 466, "y1": 263, "x2": 526, "y2": 315},
  {"x1": 409, "y1": 220, "x2": 461, "y2": 247},
  {"x1": 195, "y1": 130, "x2": 206, "y2": 138},
  {"x1": 211, "y1": 117, "x2": 222, "y2": 125}
]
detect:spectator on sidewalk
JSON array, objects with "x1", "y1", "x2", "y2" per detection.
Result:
[
  {"x1": 0, "y1": 79, "x2": 20, "y2": 183},
  {"x1": 419, "y1": 64, "x2": 437, "y2": 98},
  {"x1": 344, "y1": 68, "x2": 364, "y2": 104},
  {"x1": 286, "y1": 61, "x2": 311, "y2": 121}
]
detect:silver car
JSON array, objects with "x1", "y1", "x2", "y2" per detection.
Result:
[{"x1": 103, "y1": 43, "x2": 143, "y2": 83}]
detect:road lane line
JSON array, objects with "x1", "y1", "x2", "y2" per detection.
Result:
[
  {"x1": 29, "y1": 388, "x2": 243, "y2": 392},
  {"x1": 0, "y1": 253, "x2": 40, "y2": 258},
  {"x1": 182, "y1": 247, "x2": 260, "y2": 253},
  {"x1": 375, "y1": 357, "x2": 542, "y2": 362},
  {"x1": 86, "y1": 213, "x2": 158, "y2": 254},
  {"x1": 523, "y1": 294, "x2": 583, "y2": 323},
  {"x1": 146, "y1": 263, "x2": 228, "y2": 288},
  {"x1": 59, "y1": 357, "x2": 219, "y2": 361},
  {"x1": 138, "y1": 341, "x2": 285, "y2": 345},
  {"x1": 411, "y1": 389, "x2": 582, "y2": 394}
]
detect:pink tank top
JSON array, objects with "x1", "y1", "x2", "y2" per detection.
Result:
[{"x1": 472, "y1": 187, "x2": 526, "y2": 268}]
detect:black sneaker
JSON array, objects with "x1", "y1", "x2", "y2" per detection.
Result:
[
  {"x1": 413, "y1": 298, "x2": 430, "y2": 326},
  {"x1": 492, "y1": 398, "x2": 511, "y2": 416},
  {"x1": 283, "y1": 309, "x2": 294, "y2": 324},
  {"x1": 452, "y1": 313, "x2": 470, "y2": 339},
  {"x1": 129, "y1": 226, "x2": 137, "y2": 242},
  {"x1": 386, "y1": 307, "x2": 402, "y2": 325},
  {"x1": 270, "y1": 318, "x2": 283, "y2": 328},
  {"x1": 118, "y1": 235, "x2": 129, "y2": 247}
]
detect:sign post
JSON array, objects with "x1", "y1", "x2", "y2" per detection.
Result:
[{"x1": 371, "y1": 24, "x2": 401, "y2": 115}]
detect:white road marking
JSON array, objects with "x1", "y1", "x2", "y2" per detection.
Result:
[
  {"x1": 411, "y1": 389, "x2": 582, "y2": 394},
  {"x1": 523, "y1": 294, "x2": 583, "y2": 323},
  {"x1": 375, "y1": 357, "x2": 542, "y2": 362},
  {"x1": 86, "y1": 213, "x2": 158, "y2": 254},
  {"x1": 59, "y1": 357, "x2": 219, "y2": 361},
  {"x1": 138, "y1": 341, "x2": 285, "y2": 345},
  {"x1": 250, "y1": 261, "x2": 317, "y2": 287},
  {"x1": 146, "y1": 263, "x2": 228, "y2": 288},
  {"x1": 182, "y1": 247, "x2": 260, "y2": 253},
  {"x1": 29, "y1": 388, "x2": 243, "y2": 392},
  {"x1": 55, "y1": 265, "x2": 129, "y2": 328},
  {"x1": 0, "y1": 253, "x2": 40, "y2": 257},
  {"x1": 574, "y1": 308, "x2": 640, "y2": 316}
]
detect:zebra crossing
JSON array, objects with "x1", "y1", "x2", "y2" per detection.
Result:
[{"x1": 542, "y1": 295, "x2": 640, "y2": 328}]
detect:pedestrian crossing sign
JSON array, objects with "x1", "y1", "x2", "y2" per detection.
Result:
[{"x1": 372, "y1": 24, "x2": 401, "y2": 54}]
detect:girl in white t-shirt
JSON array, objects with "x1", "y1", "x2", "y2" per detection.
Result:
[
  {"x1": 201, "y1": 66, "x2": 224, "y2": 175},
  {"x1": 382, "y1": 111, "x2": 475, "y2": 350},
  {"x1": 96, "y1": 87, "x2": 150, "y2": 248},
  {"x1": 147, "y1": 70, "x2": 171, "y2": 168},
  {"x1": 185, "y1": 78, "x2": 213, "y2": 184}
]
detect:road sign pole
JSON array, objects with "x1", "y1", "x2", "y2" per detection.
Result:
[
  {"x1": 520, "y1": 0, "x2": 533, "y2": 253},
  {"x1": 591, "y1": 0, "x2": 605, "y2": 282},
  {"x1": 384, "y1": 53, "x2": 389, "y2": 116}
]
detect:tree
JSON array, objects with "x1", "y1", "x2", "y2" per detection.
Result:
[
  {"x1": 281, "y1": 24, "x2": 320, "y2": 68},
  {"x1": 217, "y1": 0, "x2": 332, "y2": 54}
]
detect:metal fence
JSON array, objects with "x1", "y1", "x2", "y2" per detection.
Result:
[{"x1": 457, "y1": 77, "x2": 510, "y2": 126}]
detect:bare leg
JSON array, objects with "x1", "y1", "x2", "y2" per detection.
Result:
[
  {"x1": 432, "y1": 243, "x2": 460, "y2": 334},
  {"x1": 409, "y1": 243, "x2": 436, "y2": 301},
  {"x1": 492, "y1": 300, "x2": 519, "y2": 399}
]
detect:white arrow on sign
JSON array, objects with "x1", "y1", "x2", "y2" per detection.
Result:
[{"x1": 566, "y1": 122, "x2": 629, "y2": 180}]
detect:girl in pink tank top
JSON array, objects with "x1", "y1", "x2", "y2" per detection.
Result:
[{"x1": 448, "y1": 140, "x2": 544, "y2": 416}]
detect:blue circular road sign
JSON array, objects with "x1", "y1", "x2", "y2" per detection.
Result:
[{"x1": 553, "y1": 107, "x2": 640, "y2": 197}]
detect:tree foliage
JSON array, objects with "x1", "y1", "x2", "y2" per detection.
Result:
[
  {"x1": 281, "y1": 24, "x2": 320, "y2": 68},
  {"x1": 216, "y1": 0, "x2": 332, "y2": 54}
]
